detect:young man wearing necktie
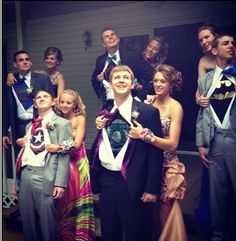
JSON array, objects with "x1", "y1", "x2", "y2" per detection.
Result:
[
  {"x1": 90, "y1": 65, "x2": 163, "y2": 241},
  {"x1": 91, "y1": 27, "x2": 154, "y2": 109},
  {"x1": 3, "y1": 50, "x2": 55, "y2": 157},
  {"x1": 196, "y1": 34, "x2": 236, "y2": 241},
  {"x1": 15, "y1": 90, "x2": 72, "y2": 241}
]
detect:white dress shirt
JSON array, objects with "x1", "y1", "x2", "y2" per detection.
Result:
[
  {"x1": 102, "y1": 50, "x2": 121, "y2": 100},
  {"x1": 99, "y1": 95, "x2": 133, "y2": 170}
]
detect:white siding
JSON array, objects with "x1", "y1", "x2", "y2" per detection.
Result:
[
  {"x1": 3, "y1": 1, "x2": 236, "y2": 149},
  {"x1": 3, "y1": 22, "x2": 18, "y2": 73}
]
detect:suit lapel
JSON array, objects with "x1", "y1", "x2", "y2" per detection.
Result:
[
  {"x1": 125, "y1": 99, "x2": 141, "y2": 158},
  {"x1": 30, "y1": 72, "x2": 37, "y2": 88},
  {"x1": 205, "y1": 70, "x2": 215, "y2": 93},
  {"x1": 47, "y1": 113, "x2": 58, "y2": 142}
]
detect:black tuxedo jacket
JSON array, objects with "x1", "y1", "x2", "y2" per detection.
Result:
[
  {"x1": 91, "y1": 48, "x2": 154, "y2": 104},
  {"x1": 3, "y1": 72, "x2": 55, "y2": 148},
  {"x1": 90, "y1": 99, "x2": 164, "y2": 200}
]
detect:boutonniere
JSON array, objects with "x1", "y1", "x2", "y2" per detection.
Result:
[
  {"x1": 26, "y1": 86, "x2": 34, "y2": 95},
  {"x1": 131, "y1": 110, "x2": 140, "y2": 120},
  {"x1": 46, "y1": 120, "x2": 57, "y2": 130}
]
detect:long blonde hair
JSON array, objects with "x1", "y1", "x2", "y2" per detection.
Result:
[{"x1": 59, "y1": 89, "x2": 86, "y2": 117}]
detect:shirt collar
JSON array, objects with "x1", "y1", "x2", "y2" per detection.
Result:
[
  {"x1": 108, "y1": 49, "x2": 120, "y2": 64},
  {"x1": 213, "y1": 64, "x2": 235, "y2": 85},
  {"x1": 41, "y1": 111, "x2": 55, "y2": 125},
  {"x1": 112, "y1": 94, "x2": 133, "y2": 125},
  {"x1": 19, "y1": 71, "x2": 31, "y2": 82}
]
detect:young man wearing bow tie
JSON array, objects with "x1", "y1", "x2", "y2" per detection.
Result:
[
  {"x1": 196, "y1": 34, "x2": 236, "y2": 241},
  {"x1": 91, "y1": 27, "x2": 154, "y2": 108}
]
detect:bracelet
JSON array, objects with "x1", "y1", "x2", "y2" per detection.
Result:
[
  {"x1": 57, "y1": 137, "x2": 75, "y2": 154},
  {"x1": 139, "y1": 128, "x2": 155, "y2": 143}
]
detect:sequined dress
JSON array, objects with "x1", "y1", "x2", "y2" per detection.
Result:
[{"x1": 158, "y1": 116, "x2": 188, "y2": 241}]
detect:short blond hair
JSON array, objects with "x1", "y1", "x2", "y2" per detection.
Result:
[{"x1": 109, "y1": 65, "x2": 134, "y2": 82}]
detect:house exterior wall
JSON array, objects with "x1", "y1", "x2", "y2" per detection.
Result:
[{"x1": 3, "y1": 1, "x2": 236, "y2": 149}]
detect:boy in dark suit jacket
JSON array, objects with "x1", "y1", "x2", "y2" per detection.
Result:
[
  {"x1": 3, "y1": 50, "x2": 55, "y2": 156},
  {"x1": 91, "y1": 27, "x2": 154, "y2": 108},
  {"x1": 90, "y1": 65, "x2": 163, "y2": 241}
]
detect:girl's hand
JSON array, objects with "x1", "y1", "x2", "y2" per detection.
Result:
[
  {"x1": 129, "y1": 120, "x2": 144, "y2": 139},
  {"x1": 7, "y1": 73, "x2": 17, "y2": 86},
  {"x1": 96, "y1": 115, "x2": 107, "y2": 129},
  {"x1": 144, "y1": 95, "x2": 157, "y2": 104},
  {"x1": 45, "y1": 144, "x2": 59, "y2": 153}
]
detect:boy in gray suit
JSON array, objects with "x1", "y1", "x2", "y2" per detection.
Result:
[
  {"x1": 15, "y1": 90, "x2": 72, "y2": 241},
  {"x1": 196, "y1": 34, "x2": 236, "y2": 241}
]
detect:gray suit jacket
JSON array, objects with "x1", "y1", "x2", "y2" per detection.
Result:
[
  {"x1": 17, "y1": 113, "x2": 72, "y2": 195},
  {"x1": 196, "y1": 69, "x2": 236, "y2": 154}
]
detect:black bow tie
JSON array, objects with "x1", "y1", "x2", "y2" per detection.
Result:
[
  {"x1": 106, "y1": 55, "x2": 117, "y2": 62},
  {"x1": 222, "y1": 66, "x2": 236, "y2": 76}
]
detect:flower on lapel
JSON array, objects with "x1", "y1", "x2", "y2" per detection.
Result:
[
  {"x1": 131, "y1": 110, "x2": 140, "y2": 120},
  {"x1": 46, "y1": 120, "x2": 57, "y2": 130},
  {"x1": 26, "y1": 86, "x2": 34, "y2": 95}
]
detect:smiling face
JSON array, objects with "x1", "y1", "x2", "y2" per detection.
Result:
[
  {"x1": 102, "y1": 29, "x2": 120, "y2": 50},
  {"x1": 144, "y1": 39, "x2": 161, "y2": 62},
  {"x1": 59, "y1": 93, "x2": 76, "y2": 115},
  {"x1": 110, "y1": 70, "x2": 133, "y2": 99},
  {"x1": 44, "y1": 53, "x2": 58, "y2": 70},
  {"x1": 153, "y1": 71, "x2": 171, "y2": 97},
  {"x1": 198, "y1": 29, "x2": 215, "y2": 53}
]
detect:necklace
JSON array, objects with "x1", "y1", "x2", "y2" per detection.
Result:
[{"x1": 49, "y1": 72, "x2": 60, "y2": 85}]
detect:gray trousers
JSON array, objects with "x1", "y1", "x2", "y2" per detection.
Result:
[
  {"x1": 19, "y1": 166, "x2": 57, "y2": 241},
  {"x1": 209, "y1": 128, "x2": 236, "y2": 233}
]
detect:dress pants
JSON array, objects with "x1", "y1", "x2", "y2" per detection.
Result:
[
  {"x1": 19, "y1": 166, "x2": 57, "y2": 241},
  {"x1": 209, "y1": 128, "x2": 236, "y2": 240},
  {"x1": 99, "y1": 168, "x2": 153, "y2": 241}
]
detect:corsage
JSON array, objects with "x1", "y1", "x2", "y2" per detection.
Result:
[
  {"x1": 139, "y1": 128, "x2": 155, "y2": 143},
  {"x1": 57, "y1": 137, "x2": 75, "y2": 154}
]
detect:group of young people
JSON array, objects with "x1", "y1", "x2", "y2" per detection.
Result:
[{"x1": 2, "y1": 24, "x2": 236, "y2": 241}]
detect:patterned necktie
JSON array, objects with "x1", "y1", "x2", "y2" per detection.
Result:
[{"x1": 30, "y1": 116, "x2": 45, "y2": 154}]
